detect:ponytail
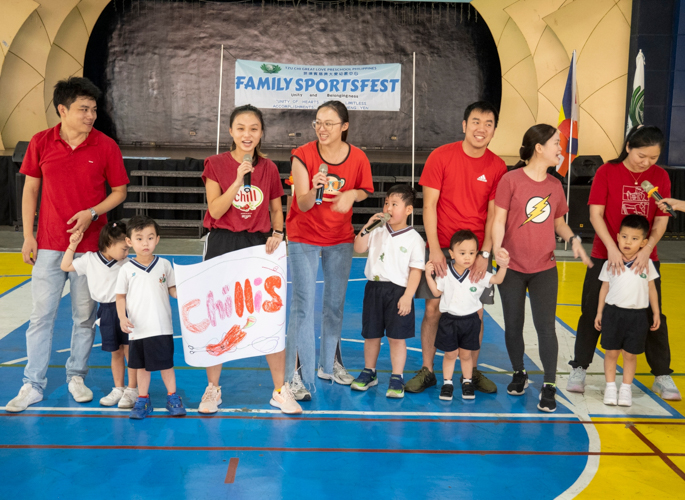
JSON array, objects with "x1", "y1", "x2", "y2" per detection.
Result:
[{"x1": 512, "y1": 124, "x2": 557, "y2": 169}]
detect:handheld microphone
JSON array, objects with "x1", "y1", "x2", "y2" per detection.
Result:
[
  {"x1": 243, "y1": 154, "x2": 252, "y2": 192},
  {"x1": 641, "y1": 180, "x2": 677, "y2": 219},
  {"x1": 315, "y1": 164, "x2": 328, "y2": 205},
  {"x1": 361, "y1": 213, "x2": 392, "y2": 236}
]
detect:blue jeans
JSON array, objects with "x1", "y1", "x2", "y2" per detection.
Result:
[
  {"x1": 286, "y1": 242, "x2": 353, "y2": 386},
  {"x1": 23, "y1": 250, "x2": 97, "y2": 393}
]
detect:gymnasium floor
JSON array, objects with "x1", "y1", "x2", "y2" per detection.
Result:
[{"x1": 0, "y1": 248, "x2": 684, "y2": 499}]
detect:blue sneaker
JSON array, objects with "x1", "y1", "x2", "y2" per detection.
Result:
[
  {"x1": 386, "y1": 374, "x2": 405, "y2": 399},
  {"x1": 351, "y1": 368, "x2": 378, "y2": 391},
  {"x1": 166, "y1": 394, "x2": 187, "y2": 416},
  {"x1": 129, "y1": 396, "x2": 153, "y2": 419}
]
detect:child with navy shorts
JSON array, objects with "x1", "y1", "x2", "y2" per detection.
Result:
[
  {"x1": 61, "y1": 221, "x2": 139, "y2": 408},
  {"x1": 425, "y1": 230, "x2": 509, "y2": 400},
  {"x1": 595, "y1": 214, "x2": 661, "y2": 407},
  {"x1": 351, "y1": 184, "x2": 425, "y2": 398},
  {"x1": 115, "y1": 215, "x2": 186, "y2": 419}
]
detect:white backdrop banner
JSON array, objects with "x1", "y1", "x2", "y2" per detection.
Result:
[
  {"x1": 174, "y1": 243, "x2": 287, "y2": 367},
  {"x1": 235, "y1": 59, "x2": 401, "y2": 111}
]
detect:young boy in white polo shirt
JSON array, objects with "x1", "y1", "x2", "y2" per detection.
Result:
[
  {"x1": 116, "y1": 215, "x2": 186, "y2": 419},
  {"x1": 351, "y1": 184, "x2": 425, "y2": 398},
  {"x1": 595, "y1": 214, "x2": 660, "y2": 407},
  {"x1": 425, "y1": 230, "x2": 509, "y2": 401}
]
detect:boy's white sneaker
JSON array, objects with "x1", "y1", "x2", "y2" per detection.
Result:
[
  {"x1": 198, "y1": 384, "x2": 222, "y2": 414},
  {"x1": 270, "y1": 383, "x2": 303, "y2": 414},
  {"x1": 603, "y1": 383, "x2": 618, "y2": 406},
  {"x1": 618, "y1": 384, "x2": 633, "y2": 407},
  {"x1": 100, "y1": 387, "x2": 124, "y2": 407},
  {"x1": 118, "y1": 387, "x2": 139, "y2": 409},
  {"x1": 318, "y1": 360, "x2": 354, "y2": 385},
  {"x1": 6, "y1": 383, "x2": 43, "y2": 413},
  {"x1": 68, "y1": 376, "x2": 93, "y2": 403}
]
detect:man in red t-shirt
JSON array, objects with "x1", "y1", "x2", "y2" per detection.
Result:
[
  {"x1": 6, "y1": 77, "x2": 129, "y2": 413},
  {"x1": 406, "y1": 102, "x2": 507, "y2": 395}
]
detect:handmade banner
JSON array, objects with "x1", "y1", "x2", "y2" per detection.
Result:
[
  {"x1": 235, "y1": 59, "x2": 401, "y2": 111},
  {"x1": 174, "y1": 243, "x2": 287, "y2": 367}
]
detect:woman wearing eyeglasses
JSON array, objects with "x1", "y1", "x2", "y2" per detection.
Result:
[{"x1": 285, "y1": 100, "x2": 374, "y2": 401}]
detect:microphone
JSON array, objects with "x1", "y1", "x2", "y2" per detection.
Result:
[
  {"x1": 315, "y1": 164, "x2": 328, "y2": 205},
  {"x1": 243, "y1": 154, "x2": 252, "y2": 192},
  {"x1": 641, "y1": 180, "x2": 677, "y2": 219},
  {"x1": 361, "y1": 213, "x2": 392, "y2": 236}
]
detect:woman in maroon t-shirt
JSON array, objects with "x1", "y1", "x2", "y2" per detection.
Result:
[
  {"x1": 198, "y1": 105, "x2": 301, "y2": 415},
  {"x1": 567, "y1": 126, "x2": 680, "y2": 401},
  {"x1": 493, "y1": 124, "x2": 592, "y2": 413}
]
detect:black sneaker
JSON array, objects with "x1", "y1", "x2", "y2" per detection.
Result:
[
  {"x1": 405, "y1": 367, "x2": 437, "y2": 393},
  {"x1": 538, "y1": 384, "x2": 557, "y2": 412},
  {"x1": 462, "y1": 380, "x2": 475, "y2": 400},
  {"x1": 507, "y1": 370, "x2": 529, "y2": 395},
  {"x1": 439, "y1": 383, "x2": 454, "y2": 401}
]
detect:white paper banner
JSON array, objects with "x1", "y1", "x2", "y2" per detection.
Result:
[
  {"x1": 235, "y1": 59, "x2": 401, "y2": 111},
  {"x1": 174, "y1": 243, "x2": 287, "y2": 367}
]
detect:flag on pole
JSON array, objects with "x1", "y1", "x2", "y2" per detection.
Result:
[
  {"x1": 557, "y1": 50, "x2": 579, "y2": 177},
  {"x1": 626, "y1": 49, "x2": 645, "y2": 135}
]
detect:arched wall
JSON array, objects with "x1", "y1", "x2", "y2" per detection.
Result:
[{"x1": 1, "y1": 0, "x2": 632, "y2": 163}]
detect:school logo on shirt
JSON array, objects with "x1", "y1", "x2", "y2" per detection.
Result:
[
  {"x1": 640, "y1": 272, "x2": 647, "y2": 279},
  {"x1": 232, "y1": 186, "x2": 265, "y2": 218},
  {"x1": 160, "y1": 273, "x2": 167, "y2": 284},
  {"x1": 323, "y1": 174, "x2": 346, "y2": 202},
  {"x1": 520, "y1": 194, "x2": 552, "y2": 226},
  {"x1": 470, "y1": 286, "x2": 477, "y2": 292},
  {"x1": 621, "y1": 185, "x2": 649, "y2": 217}
]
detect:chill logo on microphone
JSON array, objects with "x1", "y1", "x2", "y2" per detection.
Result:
[
  {"x1": 232, "y1": 186, "x2": 264, "y2": 218},
  {"x1": 520, "y1": 194, "x2": 552, "y2": 226},
  {"x1": 322, "y1": 174, "x2": 346, "y2": 202}
]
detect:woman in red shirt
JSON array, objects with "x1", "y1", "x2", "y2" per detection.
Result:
[
  {"x1": 199, "y1": 104, "x2": 301, "y2": 415},
  {"x1": 567, "y1": 126, "x2": 680, "y2": 401},
  {"x1": 493, "y1": 124, "x2": 592, "y2": 413},
  {"x1": 286, "y1": 101, "x2": 374, "y2": 401}
]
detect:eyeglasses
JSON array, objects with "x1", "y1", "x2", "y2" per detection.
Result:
[{"x1": 312, "y1": 120, "x2": 343, "y2": 131}]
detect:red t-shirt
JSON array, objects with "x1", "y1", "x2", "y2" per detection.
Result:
[
  {"x1": 495, "y1": 169, "x2": 569, "y2": 274},
  {"x1": 588, "y1": 162, "x2": 671, "y2": 261},
  {"x1": 419, "y1": 141, "x2": 507, "y2": 249},
  {"x1": 202, "y1": 153, "x2": 284, "y2": 233},
  {"x1": 286, "y1": 141, "x2": 374, "y2": 246},
  {"x1": 20, "y1": 124, "x2": 129, "y2": 252}
]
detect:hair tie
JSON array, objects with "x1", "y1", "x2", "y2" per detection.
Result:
[{"x1": 112, "y1": 223, "x2": 117, "y2": 227}]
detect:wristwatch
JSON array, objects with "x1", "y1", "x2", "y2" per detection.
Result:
[
  {"x1": 480, "y1": 250, "x2": 490, "y2": 259},
  {"x1": 89, "y1": 208, "x2": 98, "y2": 221}
]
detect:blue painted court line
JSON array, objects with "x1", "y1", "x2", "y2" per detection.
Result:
[{"x1": 0, "y1": 278, "x2": 30, "y2": 300}]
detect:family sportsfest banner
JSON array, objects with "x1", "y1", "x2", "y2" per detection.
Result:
[{"x1": 234, "y1": 59, "x2": 402, "y2": 111}]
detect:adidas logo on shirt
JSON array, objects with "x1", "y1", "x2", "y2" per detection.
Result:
[{"x1": 477, "y1": 174, "x2": 487, "y2": 182}]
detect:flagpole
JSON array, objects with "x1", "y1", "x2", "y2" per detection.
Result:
[
  {"x1": 564, "y1": 51, "x2": 576, "y2": 250},
  {"x1": 216, "y1": 44, "x2": 225, "y2": 155},
  {"x1": 411, "y1": 51, "x2": 416, "y2": 227}
]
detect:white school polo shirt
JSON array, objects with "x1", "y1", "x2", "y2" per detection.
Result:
[
  {"x1": 435, "y1": 263, "x2": 493, "y2": 316},
  {"x1": 115, "y1": 256, "x2": 176, "y2": 340},
  {"x1": 72, "y1": 252, "x2": 129, "y2": 303},
  {"x1": 364, "y1": 224, "x2": 426, "y2": 287},
  {"x1": 599, "y1": 259, "x2": 659, "y2": 309}
]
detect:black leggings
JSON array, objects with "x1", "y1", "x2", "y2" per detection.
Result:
[
  {"x1": 570, "y1": 257, "x2": 672, "y2": 376},
  {"x1": 498, "y1": 267, "x2": 559, "y2": 383}
]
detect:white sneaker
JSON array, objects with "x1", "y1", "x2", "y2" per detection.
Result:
[
  {"x1": 290, "y1": 371, "x2": 311, "y2": 401},
  {"x1": 198, "y1": 384, "x2": 222, "y2": 414},
  {"x1": 618, "y1": 384, "x2": 632, "y2": 407},
  {"x1": 6, "y1": 383, "x2": 43, "y2": 413},
  {"x1": 100, "y1": 387, "x2": 124, "y2": 407},
  {"x1": 566, "y1": 367, "x2": 586, "y2": 393},
  {"x1": 68, "y1": 376, "x2": 93, "y2": 403},
  {"x1": 652, "y1": 375, "x2": 682, "y2": 401},
  {"x1": 318, "y1": 359, "x2": 355, "y2": 385},
  {"x1": 118, "y1": 387, "x2": 139, "y2": 409},
  {"x1": 603, "y1": 383, "x2": 618, "y2": 406},
  {"x1": 270, "y1": 383, "x2": 303, "y2": 414}
]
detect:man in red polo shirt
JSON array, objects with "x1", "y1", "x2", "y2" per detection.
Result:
[
  {"x1": 6, "y1": 77, "x2": 129, "y2": 413},
  {"x1": 405, "y1": 101, "x2": 508, "y2": 395}
]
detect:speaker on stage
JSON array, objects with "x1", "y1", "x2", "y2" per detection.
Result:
[
  {"x1": 12, "y1": 141, "x2": 30, "y2": 164},
  {"x1": 567, "y1": 155, "x2": 603, "y2": 185}
]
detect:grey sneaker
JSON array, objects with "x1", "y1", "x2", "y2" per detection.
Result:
[
  {"x1": 6, "y1": 383, "x2": 43, "y2": 413},
  {"x1": 567, "y1": 367, "x2": 586, "y2": 393},
  {"x1": 317, "y1": 359, "x2": 354, "y2": 385},
  {"x1": 290, "y1": 371, "x2": 312, "y2": 401},
  {"x1": 652, "y1": 375, "x2": 682, "y2": 401}
]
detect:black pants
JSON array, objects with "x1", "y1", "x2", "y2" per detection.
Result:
[
  {"x1": 498, "y1": 267, "x2": 559, "y2": 383},
  {"x1": 569, "y1": 257, "x2": 672, "y2": 376}
]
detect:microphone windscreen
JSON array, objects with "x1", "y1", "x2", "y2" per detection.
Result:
[
  {"x1": 381, "y1": 213, "x2": 392, "y2": 222},
  {"x1": 319, "y1": 164, "x2": 328, "y2": 175},
  {"x1": 243, "y1": 154, "x2": 252, "y2": 163},
  {"x1": 641, "y1": 180, "x2": 655, "y2": 192}
]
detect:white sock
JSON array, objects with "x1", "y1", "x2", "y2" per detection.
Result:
[
  {"x1": 606, "y1": 382, "x2": 616, "y2": 388},
  {"x1": 444, "y1": 379, "x2": 453, "y2": 386},
  {"x1": 463, "y1": 378, "x2": 472, "y2": 383}
]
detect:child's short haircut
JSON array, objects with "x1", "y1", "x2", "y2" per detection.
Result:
[
  {"x1": 450, "y1": 229, "x2": 479, "y2": 249},
  {"x1": 126, "y1": 215, "x2": 161, "y2": 238},
  {"x1": 98, "y1": 220, "x2": 127, "y2": 252},
  {"x1": 619, "y1": 214, "x2": 650, "y2": 238},
  {"x1": 386, "y1": 184, "x2": 416, "y2": 207}
]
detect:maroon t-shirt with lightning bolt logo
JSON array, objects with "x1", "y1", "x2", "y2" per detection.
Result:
[{"x1": 495, "y1": 168, "x2": 568, "y2": 274}]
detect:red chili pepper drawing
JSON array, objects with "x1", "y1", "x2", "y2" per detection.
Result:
[
  {"x1": 235, "y1": 281, "x2": 244, "y2": 317},
  {"x1": 244, "y1": 279, "x2": 254, "y2": 314},
  {"x1": 206, "y1": 324, "x2": 247, "y2": 356}
]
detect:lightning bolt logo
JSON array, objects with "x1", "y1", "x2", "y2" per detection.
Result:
[{"x1": 520, "y1": 194, "x2": 552, "y2": 226}]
